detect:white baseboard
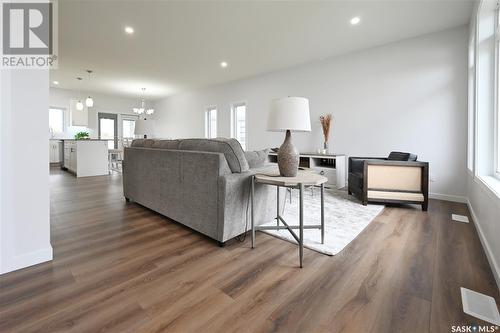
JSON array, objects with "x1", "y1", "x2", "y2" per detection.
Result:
[
  {"x1": 429, "y1": 192, "x2": 467, "y2": 203},
  {"x1": 0, "y1": 246, "x2": 53, "y2": 275},
  {"x1": 467, "y1": 199, "x2": 500, "y2": 291}
]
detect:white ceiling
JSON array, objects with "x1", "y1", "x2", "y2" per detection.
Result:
[{"x1": 51, "y1": 0, "x2": 474, "y2": 100}]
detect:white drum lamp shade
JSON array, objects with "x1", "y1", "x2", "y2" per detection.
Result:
[
  {"x1": 267, "y1": 97, "x2": 311, "y2": 177},
  {"x1": 134, "y1": 119, "x2": 155, "y2": 139},
  {"x1": 267, "y1": 97, "x2": 311, "y2": 132}
]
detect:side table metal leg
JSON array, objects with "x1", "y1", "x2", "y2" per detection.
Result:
[
  {"x1": 276, "y1": 186, "x2": 280, "y2": 231},
  {"x1": 321, "y1": 183, "x2": 325, "y2": 244},
  {"x1": 251, "y1": 176, "x2": 255, "y2": 249},
  {"x1": 299, "y1": 183, "x2": 304, "y2": 268}
]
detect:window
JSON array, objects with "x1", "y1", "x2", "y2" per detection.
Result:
[
  {"x1": 122, "y1": 119, "x2": 136, "y2": 139},
  {"x1": 231, "y1": 103, "x2": 246, "y2": 150},
  {"x1": 470, "y1": 1, "x2": 500, "y2": 194},
  {"x1": 205, "y1": 107, "x2": 217, "y2": 139},
  {"x1": 468, "y1": 31, "x2": 476, "y2": 172},
  {"x1": 496, "y1": 6, "x2": 500, "y2": 177},
  {"x1": 49, "y1": 108, "x2": 64, "y2": 135},
  {"x1": 98, "y1": 113, "x2": 118, "y2": 149}
]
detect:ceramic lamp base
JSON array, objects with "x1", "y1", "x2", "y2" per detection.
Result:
[{"x1": 277, "y1": 130, "x2": 299, "y2": 177}]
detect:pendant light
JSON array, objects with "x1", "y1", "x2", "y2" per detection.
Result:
[
  {"x1": 76, "y1": 77, "x2": 84, "y2": 111},
  {"x1": 85, "y1": 70, "x2": 94, "y2": 107}
]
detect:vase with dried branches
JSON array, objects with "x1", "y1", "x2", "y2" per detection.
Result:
[{"x1": 319, "y1": 114, "x2": 332, "y2": 153}]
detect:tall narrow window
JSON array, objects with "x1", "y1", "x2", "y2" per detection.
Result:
[
  {"x1": 205, "y1": 107, "x2": 217, "y2": 139},
  {"x1": 98, "y1": 113, "x2": 118, "y2": 149},
  {"x1": 468, "y1": 31, "x2": 476, "y2": 172},
  {"x1": 231, "y1": 103, "x2": 246, "y2": 150},
  {"x1": 122, "y1": 116, "x2": 137, "y2": 139},
  {"x1": 122, "y1": 115, "x2": 138, "y2": 147},
  {"x1": 496, "y1": 6, "x2": 500, "y2": 177},
  {"x1": 49, "y1": 108, "x2": 65, "y2": 135}
]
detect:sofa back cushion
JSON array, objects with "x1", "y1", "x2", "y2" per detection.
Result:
[
  {"x1": 131, "y1": 139, "x2": 156, "y2": 148},
  {"x1": 178, "y1": 138, "x2": 249, "y2": 173},
  {"x1": 388, "y1": 151, "x2": 418, "y2": 161},
  {"x1": 151, "y1": 139, "x2": 180, "y2": 150}
]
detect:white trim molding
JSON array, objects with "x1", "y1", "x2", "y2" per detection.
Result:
[
  {"x1": 429, "y1": 192, "x2": 468, "y2": 203},
  {"x1": 0, "y1": 246, "x2": 53, "y2": 275},
  {"x1": 467, "y1": 199, "x2": 500, "y2": 290}
]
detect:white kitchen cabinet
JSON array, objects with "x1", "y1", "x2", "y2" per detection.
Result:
[
  {"x1": 70, "y1": 99, "x2": 89, "y2": 126},
  {"x1": 63, "y1": 140, "x2": 108, "y2": 177},
  {"x1": 49, "y1": 140, "x2": 63, "y2": 163}
]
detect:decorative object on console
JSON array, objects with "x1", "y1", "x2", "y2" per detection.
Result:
[
  {"x1": 267, "y1": 97, "x2": 311, "y2": 177},
  {"x1": 348, "y1": 151, "x2": 429, "y2": 210},
  {"x1": 134, "y1": 118, "x2": 155, "y2": 139},
  {"x1": 85, "y1": 70, "x2": 94, "y2": 107},
  {"x1": 319, "y1": 114, "x2": 332, "y2": 154},
  {"x1": 74, "y1": 131, "x2": 90, "y2": 140},
  {"x1": 133, "y1": 88, "x2": 155, "y2": 115}
]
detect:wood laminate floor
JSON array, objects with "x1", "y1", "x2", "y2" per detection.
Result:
[{"x1": 0, "y1": 168, "x2": 498, "y2": 332}]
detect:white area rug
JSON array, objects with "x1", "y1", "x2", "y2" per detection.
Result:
[{"x1": 261, "y1": 188, "x2": 384, "y2": 256}]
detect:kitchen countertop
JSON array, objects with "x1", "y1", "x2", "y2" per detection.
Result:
[{"x1": 53, "y1": 139, "x2": 109, "y2": 141}]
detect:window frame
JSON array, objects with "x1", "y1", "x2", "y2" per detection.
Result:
[
  {"x1": 495, "y1": 5, "x2": 500, "y2": 179},
  {"x1": 468, "y1": 26, "x2": 477, "y2": 173},
  {"x1": 205, "y1": 106, "x2": 217, "y2": 139},
  {"x1": 231, "y1": 102, "x2": 247, "y2": 150}
]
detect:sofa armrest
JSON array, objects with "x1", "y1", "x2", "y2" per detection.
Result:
[{"x1": 217, "y1": 170, "x2": 277, "y2": 242}]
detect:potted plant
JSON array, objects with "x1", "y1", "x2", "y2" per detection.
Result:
[{"x1": 74, "y1": 131, "x2": 90, "y2": 140}]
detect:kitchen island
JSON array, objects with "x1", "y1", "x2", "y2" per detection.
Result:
[{"x1": 61, "y1": 139, "x2": 109, "y2": 177}]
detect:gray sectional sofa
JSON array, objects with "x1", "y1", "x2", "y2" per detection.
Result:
[{"x1": 123, "y1": 138, "x2": 276, "y2": 244}]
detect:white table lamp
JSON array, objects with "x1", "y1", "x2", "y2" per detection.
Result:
[
  {"x1": 134, "y1": 119, "x2": 155, "y2": 139},
  {"x1": 267, "y1": 97, "x2": 311, "y2": 177}
]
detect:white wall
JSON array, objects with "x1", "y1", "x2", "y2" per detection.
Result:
[
  {"x1": 0, "y1": 69, "x2": 52, "y2": 274},
  {"x1": 467, "y1": 177, "x2": 500, "y2": 289},
  {"x1": 49, "y1": 88, "x2": 151, "y2": 139},
  {"x1": 154, "y1": 26, "x2": 468, "y2": 199}
]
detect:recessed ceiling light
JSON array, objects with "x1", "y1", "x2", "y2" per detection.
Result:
[
  {"x1": 53, "y1": 80, "x2": 59, "y2": 85},
  {"x1": 124, "y1": 26, "x2": 134, "y2": 34},
  {"x1": 220, "y1": 61, "x2": 228, "y2": 68},
  {"x1": 350, "y1": 17, "x2": 361, "y2": 25}
]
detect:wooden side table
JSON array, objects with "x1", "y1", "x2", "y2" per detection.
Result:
[{"x1": 251, "y1": 168, "x2": 328, "y2": 267}]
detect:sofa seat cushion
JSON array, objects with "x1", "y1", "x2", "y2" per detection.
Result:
[
  {"x1": 131, "y1": 139, "x2": 155, "y2": 148},
  {"x1": 245, "y1": 149, "x2": 270, "y2": 169},
  {"x1": 151, "y1": 139, "x2": 180, "y2": 150},
  {"x1": 178, "y1": 138, "x2": 249, "y2": 173},
  {"x1": 367, "y1": 190, "x2": 424, "y2": 202},
  {"x1": 388, "y1": 151, "x2": 418, "y2": 161}
]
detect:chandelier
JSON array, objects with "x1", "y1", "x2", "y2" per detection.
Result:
[{"x1": 133, "y1": 88, "x2": 154, "y2": 115}]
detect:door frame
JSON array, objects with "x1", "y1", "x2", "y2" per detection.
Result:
[{"x1": 98, "y1": 112, "x2": 118, "y2": 149}]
